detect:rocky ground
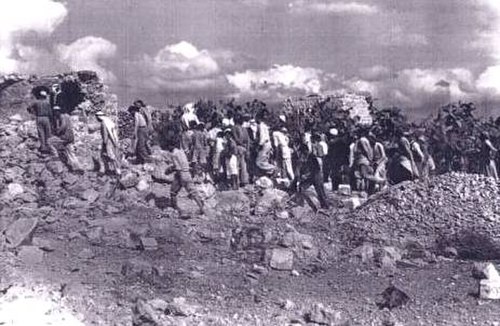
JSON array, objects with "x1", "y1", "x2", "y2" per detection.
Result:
[{"x1": 2, "y1": 113, "x2": 500, "y2": 326}]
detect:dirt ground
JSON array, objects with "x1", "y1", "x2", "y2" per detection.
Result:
[{"x1": 2, "y1": 177, "x2": 500, "y2": 326}]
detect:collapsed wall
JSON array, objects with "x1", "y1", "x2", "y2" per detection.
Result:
[
  {"x1": 0, "y1": 71, "x2": 117, "y2": 120},
  {"x1": 282, "y1": 93, "x2": 373, "y2": 125}
]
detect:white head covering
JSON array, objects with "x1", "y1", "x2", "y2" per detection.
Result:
[
  {"x1": 183, "y1": 102, "x2": 195, "y2": 114},
  {"x1": 329, "y1": 128, "x2": 338, "y2": 136}
]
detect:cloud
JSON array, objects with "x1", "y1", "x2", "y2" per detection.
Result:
[
  {"x1": 126, "y1": 41, "x2": 236, "y2": 99},
  {"x1": 289, "y1": 1, "x2": 378, "y2": 15},
  {"x1": 227, "y1": 65, "x2": 328, "y2": 99},
  {"x1": 475, "y1": 0, "x2": 500, "y2": 98},
  {"x1": 347, "y1": 67, "x2": 478, "y2": 110},
  {"x1": 238, "y1": 0, "x2": 269, "y2": 6},
  {"x1": 359, "y1": 65, "x2": 392, "y2": 81},
  {"x1": 379, "y1": 25, "x2": 428, "y2": 47},
  {"x1": 0, "y1": 0, "x2": 67, "y2": 73},
  {"x1": 56, "y1": 36, "x2": 117, "y2": 82}
]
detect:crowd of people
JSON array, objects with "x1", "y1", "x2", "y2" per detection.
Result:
[{"x1": 26, "y1": 86, "x2": 500, "y2": 215}]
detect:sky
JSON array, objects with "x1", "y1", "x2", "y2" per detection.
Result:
[{"x1": 1, "y1": 0, "x2": 500, "y2": 116}]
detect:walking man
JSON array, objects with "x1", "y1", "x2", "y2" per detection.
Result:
[{"x1": 164, "y1": 137, "x2": 205, "y2": 215}]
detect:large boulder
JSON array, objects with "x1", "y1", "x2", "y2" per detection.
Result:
[
  {"x1": 269, "y1": 248, "x2": 294, "y2": 271},
  {"x1": 255, "y1": 189, "x2": 289, "y2": 215},
  {"x1": 4, "y1": 218, "x2": 38, "y2": 248},
  {"x1": 216, "y1": 190, "x2": 251, "y2": 215},
  {"x1": 2, "y1": 183, "x2": 24, "y2": 200}
]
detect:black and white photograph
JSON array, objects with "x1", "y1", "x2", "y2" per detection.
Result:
[{"x1": 1, "y1": 0, "x2": 500, "y2": 325}]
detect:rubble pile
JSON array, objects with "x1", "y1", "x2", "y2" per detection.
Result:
[
  {"x1": 0, "y1": 71, "x2": 115, "y2": 119},
  {"x1": 341, "y1": 172, "x2": 500, "y2": 259}
]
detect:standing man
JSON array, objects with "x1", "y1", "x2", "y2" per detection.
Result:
[
  {"x1": 128, "y1": 105, "x2": 152, "y2": 164},
  {"x1": 273, "y1": 127, "x2": 294, "y2": 181},
  {"x1": 480, "y1": 132, "x2": 498, "y2": 180},
  {"x1": 233, "y1": 114, "x2": 250, "y2": 186},
  {"x1": 351, "y1": 132, "x2": 373, "y2": 192},
  {"x1": 28, "y1": 89, "x2": 53, "y2": 154},
  {"x1": 52, "y1": 107, "x2": 82, "y2": 173},
  {"x1": 133, "y1": 99, "x2": 153, "y2": 155},
  {"x1": 256, "y1": 109, "x2": 274, "y2": 173},
  {"x1": 95, "y1": 111, "x2": 121, "y2": 176}
]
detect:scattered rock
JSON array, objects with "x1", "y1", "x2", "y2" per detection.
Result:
[
  {"x1": 351, "y1": 243, "x2": 374, "y2": 264},
  {"x1": 443, "y1": 246, "x2": 458, "y2": 258},
  {"x1": 216, "y1": 191, "x2": 251, "y2": 215},
  {"x1": 290, "y1": 205, "x2": 314, "y2": 219},
  {"x1": 304, "y1": 303, "x2": 346, "y2": 325},
  {"x1": 80, "y1": 188, "x2": 100, "y2": 203},
  {"x1": 122, "y1": 259, "x2": 154, "y2": 278},
  {"x1": 32, "y1": 237, "x2": 55, "y2": 252},
  {"x1": 133, "y1": 298, "x2": 170, "y2": 326},
  {"x1": 255, "y1": 176, "x2": 274, "y2": 189},
  {"x1": 255, "y1": 189, "x2": 289, "y2": 215},
  {"x1": 46, "y1": 161, "x2": 65, "y2": 175},
  {"x1": 167, "y1": 297, "x2": 197, "y2": 317},
  {"x1": 4, "y1": 218, "x2": 38, "y2": 248},
  {"x1": 9, "y1": 114, "x2": 23, "y2": 123},
  {"x1": 78, "y1": 248, "x2": 96, "y2": 260},
  {"x1": 17, "y1": 246, "x2": 44, "y2": 264},
  {"x1": 140, "y1": 237, "x2": 158, "y2": 251},
  {"x1": 344, "y1": 197, "x2": 362, "y2": 210},
  {"x1": 480, "y1": 278, "x2": 500, "y2": 300},
  {"x1": 280, "y1": 299, "x2": 295, "y2": 311},
  {"x1": 338, "y1": 184, "x2": 351, "y2": 196},
  {"x1": 472, "y1": 262, "x2": 500, "y2": 280},
  {"x1": 120, "y1": 172, "x2": 139, "y2": 189},
  {"x1": 277, "y1": 211, "x2": 290, "y2": 219},
  {"x1": 136, "y1": 178, "x2": 149, "y2": 192},
  {"x1": 3, "y1": 183, "x2": 24, "y2": 199},
  {"x1": 377, "y1": 285, "x2": 410, "y2": 310},
  {"x1": 86, "y1": 227, "x2": 104, "y2": 244},
  {"x1": 269, "y1": 248, "x2": 294, "y2": 271}
]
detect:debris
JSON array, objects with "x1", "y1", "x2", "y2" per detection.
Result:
[
  {"x1": 77, "y1": 248, "x2": 95, "y2": 260},
  {"x1": 280, "y1": 299, "x2": 295, "y2": 311},
  {"x1": 351, "y1": 243, "x2": 374, "y2": 264},
  {"x1": 443, "y1": 247, "x2": 458, "y2": 258},
  {"x1": 122, "y1": 259, "x2": 154, "y2": 278},
  {"x1": 480, "y1": 279, "x2": 500, "y2": 300},
  {"x1": 342, "y1": 173, "x2": 500, "y2": 259},
  {"x1": 269, "y1": 248, "x2": 294, "y2": 271},
  {"x1": 136, "y1": 178, "x2": 149, "y2": 192},
  {"x1": 32, "y1": 237, "x2": 55, "y2": 252},
  {"x1": 338, "y1": 184, "x2": 351, "y2": 196},
  {"x1": 304, "y1": 303, "x2": 345, "y2": 325},
  {"x1": 17, "y1": 246, "x2": 44, "y2": 264},
  {"x1": 3, "y1": 183, "x2": 24, "y2": 199},
  {"x1": 377, "y1": 285, "x2": 410, "y2": 310},
  {"x1": 166, "y1": 297, "x2": 197, "y2": 317},
  {"x1": 472, "y1": 262, "x2": 500, "y2": 280},
  {"x1": 255, "y1": 176, "x2": 274, "y2": 189},
  {"x1": 4, "y1": 218, "x2": 38, "y2": 248},
  {"x1": 140, "y1": 237, "x2": 158, "y2": 251},
  {"x1": 120, "y1": 172, "x2": 139, "y2": 189},
  {"x1": 80, "y1": 188, "x2": 100, "y2": 203}
]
